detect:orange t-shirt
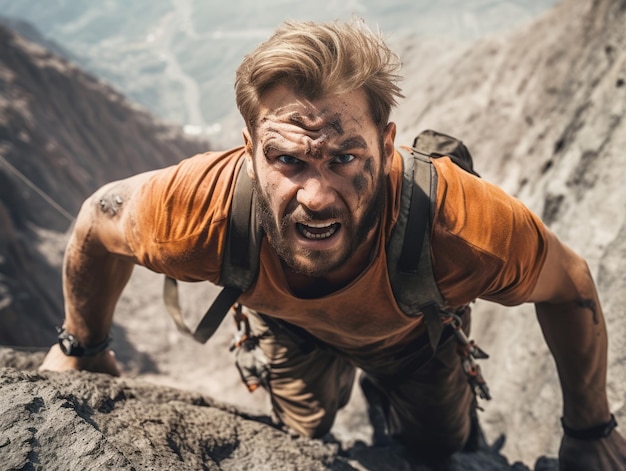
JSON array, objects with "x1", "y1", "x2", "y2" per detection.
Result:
[{"x1": 126, "y1": 147, "x2": 547, "y2": 358}]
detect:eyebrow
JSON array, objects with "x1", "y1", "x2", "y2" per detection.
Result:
[
  {"x1": 335, "y1": 136, "x2": 368, "y2": 151},
  {"x1": 262, "y1": 140, "x2": 297, "y2": 158}
]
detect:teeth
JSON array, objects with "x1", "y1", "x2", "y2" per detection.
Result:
[
  {"x1": 305, "y1": 221, "x2": 336, "y2": 229},
  {"x1": 303, "y1": 229, "x2": 334, "y2": 239},
  {"x1": 297, "y1": 222, "x2": 339, "y2": 240}
]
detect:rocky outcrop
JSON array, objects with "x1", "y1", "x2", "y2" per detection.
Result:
[
  {"x1": 0, "y1": 348, "x2": 553, "y2": 470},
  {"x1": 0, "y1": 360, "x2": 344, "y2": 471}
]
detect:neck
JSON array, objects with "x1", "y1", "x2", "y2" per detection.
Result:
[{"x1": 284, "y1": 228, "x2": 378, "y2": 299}]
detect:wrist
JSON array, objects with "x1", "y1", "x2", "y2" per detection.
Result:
[
  {"x1": 57, "y1": 326, "x2": 112, "y2": 357},
  {"x1": 561, "y1": 414, "x2": 618, "y2": 440}
]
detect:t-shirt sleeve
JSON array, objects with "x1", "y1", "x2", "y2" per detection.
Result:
[
  {"x1": 124, "y1": 147, "x2": 244, "y2": 283},
  {"x1": 430, "y1": 157, "x2": 548, "y2": 307}
]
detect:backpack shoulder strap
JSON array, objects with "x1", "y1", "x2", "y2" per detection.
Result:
[
  {"x1": 163, "y1": 159, "x2": 262, "y2": 344},
  {"x1": 387, "y1": 147, "x2": 447, "y2": 350},
  {"x1": 220, "y1": 159, "x2": 262, "y2": 290}
]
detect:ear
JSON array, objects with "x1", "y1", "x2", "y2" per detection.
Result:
[
  {"x1": 242, "y1": 128, "x2": 256, "y2": 180},
  {"x1": 382, "y1": 122, "x2": 396, "y2": 175}
]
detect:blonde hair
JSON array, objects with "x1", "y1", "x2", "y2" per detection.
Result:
[{"x1": 235, "y1": 19, "x2": 403, "y2": 133}]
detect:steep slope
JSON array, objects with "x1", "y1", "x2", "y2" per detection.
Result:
[
  {"x1": 392, "y1": 0, "x2": 626, "y2": 463},
  {"x1": 0, "y1": 348, "x2": 553, "y2": 470},
  {"x1": 0, "y1": 23, "x2": 209, "y2": 347}
]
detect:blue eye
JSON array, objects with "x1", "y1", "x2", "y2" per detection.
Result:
[
  {"x1": 278, "y1": 155, "x2": 301, "y2": 165},
  {"x1": 332, "y1": 154, "x2": 355, "y2": 164}
]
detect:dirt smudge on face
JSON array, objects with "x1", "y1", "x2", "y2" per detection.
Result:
[
  {"x1": 328, "y1": 116, "x2": 344, "y2": 135},
  {"x1": 352, "y1": 174, "x2": 367, "y2": 193},
  {"x1": 351, "y1": 173, "x2": 370, "y2": 210},
  {"x1": 364, "y1": 157, "x2": 375, "y2": 180}
]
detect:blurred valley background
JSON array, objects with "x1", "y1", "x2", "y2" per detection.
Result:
[{"x1": 0, "y1": 0, "x2": 556, "y2": 147}]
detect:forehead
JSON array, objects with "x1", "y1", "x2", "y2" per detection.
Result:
[{"x1": 254, "y1": 85, "x2": 375, "y2": 137}]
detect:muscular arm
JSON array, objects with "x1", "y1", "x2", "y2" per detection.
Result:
[
  {"x1": 40, "y1": 171, "x2": 157, "y2": 374},
  {"x1": 528, "y1": 228, "x2": 610, "y2": 429},
  {"x1": 528, "y1": 230, "x2": 626, "y2": 469}
]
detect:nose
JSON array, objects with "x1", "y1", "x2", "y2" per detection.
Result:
[{"x1": 296, "y1": 176, "x2": 336, "y2": 212}]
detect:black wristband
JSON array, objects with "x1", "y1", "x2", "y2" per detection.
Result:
[
  {"x1": 561, "y1": 414, "x2": 618, "y2": 440},
  {"x1": 57, "y1": 326, "x2": 112, "y2": 357}
]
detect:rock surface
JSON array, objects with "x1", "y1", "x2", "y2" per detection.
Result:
[{"x1": 0, "y1": 348, "x2": 554, "y2": 470}]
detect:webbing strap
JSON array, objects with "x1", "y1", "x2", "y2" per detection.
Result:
[
  {"x1": 387, "y1": 148, "x2": 448, "y2": 352},
  {"x1": 399, "y1": 149, "x2": 445, "y2": 350},
  {"x1": 220, "y1": 160, "x2": 262, "y2": 289},
  {"x1": 421, "y1": 303, "x2": 445, "y2": 351},
  {"x1": 389, "y1": 150, "x2": 446, "y2": 305},
  {"x1": 398, "y1": 149, "x2": 432, "y2": 274},
  {"x1": 228, "y1": 162, "x2": 255, "y2": 269},
  {"x1": 162, "y1": 158, "x2": 259, "y2": 344},
  {"x1": 163, "y1": 276, "x2": 242, "y2": 344},
  {"x1": 192, "y1": 287, "x2": 241, "y2": 343}
]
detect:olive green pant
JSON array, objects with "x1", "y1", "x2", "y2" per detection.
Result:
[{"x1": 245, "y1": 308, "x2": 475, "y2": 461}]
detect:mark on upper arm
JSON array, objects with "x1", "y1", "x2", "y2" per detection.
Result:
[
  {"x1": 78, "y1": 224, "x2": 94, "y2": 253},
  {"x1": 99, "y1": 193, "x2": 124, "y2": 216},
  {"x1": 578, "y1": 298, "x2": 599, "y2": 324}
]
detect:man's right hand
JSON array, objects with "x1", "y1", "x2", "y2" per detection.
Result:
[
  {"x1": 559, "y1": 429, "x2": 626, "y2": 470},
  {"x1": 38, "y1": 344, "x2": 121, "y2": 377}
]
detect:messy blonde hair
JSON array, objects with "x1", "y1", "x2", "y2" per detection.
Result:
[{"x1": 235, "y1": 19, "x2": 403, "y2": 133}]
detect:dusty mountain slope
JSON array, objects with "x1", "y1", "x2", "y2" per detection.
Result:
[
  {"x1": 0, "y1": 23, "x2": 209, "y2": 347},
  {"x1": 391, "y1": 0, "x2": 626, "y2": 463}
]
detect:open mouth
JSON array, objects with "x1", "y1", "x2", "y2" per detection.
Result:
[{"x1": 296, "y1": 222, "x2": 340, "y2": 240}]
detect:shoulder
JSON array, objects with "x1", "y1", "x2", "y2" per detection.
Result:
[
  {"x1": 136, "y1": 146, "x2": 245, "y2": 236},
  {"x1": 126, "y1": 146, "x2": 247, "y2": 281},
  {"x1": 430, "y1": 157, "x2": 548, "y2": 306},
  {"x1": 432, "y1": 157, "x2": 541, "y2": 260}
]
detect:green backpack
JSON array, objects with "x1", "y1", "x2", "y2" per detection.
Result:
[{"x1": 163, "y1": 129, "x2": 480, "y2": 351}]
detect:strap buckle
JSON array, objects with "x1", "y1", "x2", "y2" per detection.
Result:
[
  {"x1": 229, "y1": 305, "x2": 270, "y2": 392},
  {"x1": 446, "y1": 313, "x2": 492, "y2": 401},
  {"x1": 229, "y1": 304, "x2": 251, "y2": 351}
]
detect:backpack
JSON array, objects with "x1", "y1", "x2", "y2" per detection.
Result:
[{"x1": 163, "y1": 129, "x2": 480, "y2": 352}]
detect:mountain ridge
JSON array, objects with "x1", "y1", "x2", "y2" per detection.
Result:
[{"x1": 0, "y1": 22, "x2": 210, "y2": 347}]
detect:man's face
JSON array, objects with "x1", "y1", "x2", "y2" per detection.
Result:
[{"x1": 245, "y1": 85, "x2": 396, "y2": 278}]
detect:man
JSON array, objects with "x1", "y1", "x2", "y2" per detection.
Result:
[{"x1": 40, "y1": 20, "x2": 625, "y2": 469}]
